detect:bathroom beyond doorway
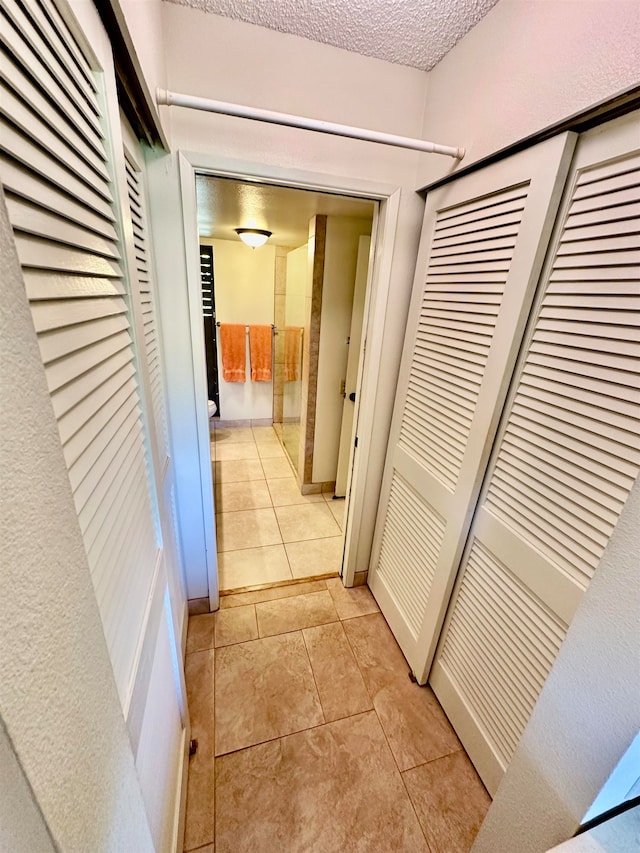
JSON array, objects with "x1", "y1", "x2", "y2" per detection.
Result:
[
  {"x1": 212, "y1": 422, "x2": 347, "y2": 590},
  {"x1": 197, "y1": 176, "x2": 375, "y2": 495}
]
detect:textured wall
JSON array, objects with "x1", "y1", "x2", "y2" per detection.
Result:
[
  {"x1": 0, "y1": 189, "x2": 154, "y2": 851},
  {"x1": 0, "y1": 723, "x2": 55, "y2": 853},
  {"x1": 418, "y1": 0, "x2": 640, "y2": 186}
]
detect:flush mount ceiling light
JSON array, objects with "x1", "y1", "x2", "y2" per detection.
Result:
[{"x1": 235, "y1": 228, "x2": 272, "y2": 248}]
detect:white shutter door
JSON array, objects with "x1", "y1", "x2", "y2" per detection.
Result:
[
  {"x1": 124, "y1": 151, "x2": 169, "y2": 466},
  {"x1": 0, "y1": 0, "x2": 159, "y2": 705},
  {"x1": 369, "y1": 134, "x2": 577, "y2": 684},
  {"x1": 430, "y1": 111, "x2": 640, "y2": 795},
  {"x1": 120, "y1": 124, "x2": 186, "y2": 654}
]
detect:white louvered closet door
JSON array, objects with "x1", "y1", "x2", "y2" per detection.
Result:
[
  {"x1": 368, "y1": 134, "x2": 577, "y2": 685},
  {"x1": 120, "y1": 121, "x2": 186, "y2": 647},
  {"x1": 0, "y1": 0, "x2": 158, "y2": 706},
  {"x1": 430, "y1": 110, "x2": 640, "y2": 795}
]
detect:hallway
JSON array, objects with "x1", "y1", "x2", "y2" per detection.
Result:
[
  {"x1": 184, "y1": 579, "x2": 490, "y2": 852},
  {"x1": 212, "y1": 423, "x2": 345, "y2": 589}
]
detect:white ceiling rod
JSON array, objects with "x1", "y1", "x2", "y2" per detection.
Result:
[{"x1": 156, "y1": 89, "x2": 465, "y2": 159}]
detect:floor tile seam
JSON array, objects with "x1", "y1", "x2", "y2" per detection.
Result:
[
  {"x1": 214, "y1": 501, "x2": 275, "y2": 514},
  {"x1": 255, "y1": 614, "x2": 341, "y2": 641},
  {"x1": 361, "y1": 675, "x2": 432, "y2": 850},
  {"x1": 214, "y1": 709, "x2": 378, "y2": 760},
  {"x1": 341, "y1": 617, "x2": 377, "y2": 711},
  {"x1": 280, "y1": 531, "x2": 343, "y2": 545},
  {"x1": 397, "y1": 748, "x2": 435, "y2": 853},
  {"x1": 213, "y1": 604, "x2": 258, "y2": 649},
  {"x1": 184, "y1": 838, "x2": 214, "y2": 853},
  {"x1": 400, "y1": 745, "x2": 466, "y2": 776},
  {"x1": 299, "y1": 624, "x2": 327, "y2": 727},
  {"x1": 185, "y1": 644, "x2": 215, "y2": 656},
  {"x1": 301, "y1": 619, "x2": 374, "y2": 717}
]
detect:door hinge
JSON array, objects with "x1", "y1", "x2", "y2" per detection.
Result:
[{"x1": 354, "y1": 436, "x2": 358, "y2": 448}]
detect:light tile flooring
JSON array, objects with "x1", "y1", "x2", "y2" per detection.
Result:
[
  {"x1": 212, "y1": 423, "x2": 345, "y2": 590},
  {"x1": 184, "y1": 579, "x2": 491, "y2": 853}
]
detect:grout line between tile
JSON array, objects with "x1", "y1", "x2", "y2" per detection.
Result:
[
  {"x1": 300, "y1": 627, "x2": 327, "y2": 726},
  {"x1": 398, "y1": 761, "x2": 434, "y2": 853},
  {"x1": 340, "y1": 621, "x2": 434, "y2": 851},
  {"x1": 255, "y1": 612, "x2": 340, "y2": 641},
  {"x1": 214, "y1": 710, "x2": 378, "y2": 762}
]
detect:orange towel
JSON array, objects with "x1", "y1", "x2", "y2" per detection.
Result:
[
  {"x1": 249, "y1": 325, "x2": 273, "y2": 382},
  {"x1": 220, "y1": 324, "x2": 246, "y2": 382},
  {"x1": 284, "y1": 326, "x2": 302, "y2": 382}
]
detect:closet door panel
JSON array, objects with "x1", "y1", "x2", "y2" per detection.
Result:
[
  {"x1": 369, "y1": 133, "x2": 577, "y2": 680},
  {"x1": 430, "y1": 111, "x2": 640, "y2": 794},
  {"x1": 0, "y1": 0, "x2": 159, "y2": 706}
]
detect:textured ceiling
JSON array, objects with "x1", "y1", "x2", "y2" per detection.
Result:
[
  {"x1": 197, "y1": 175, "x2": 375, "y2": 246},
  {"x1": 165, "y1": 0, "x2": 500, "y2": 71}
]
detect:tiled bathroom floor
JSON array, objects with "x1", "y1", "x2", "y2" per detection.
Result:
[
  {"x1": 183, "y1": 579, "x2": 491, "y2": 853},
  {"x1": 211, "y1": 423, "x2": 345, "y2": 590}
]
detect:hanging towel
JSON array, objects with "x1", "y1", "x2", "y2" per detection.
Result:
[
  {"x1": 284, "y1": 326, "x2": 302, "y2": 382},
  {"x1": 220, "y1": 323, "x2": 246, "y2": 382},
  {"x1": 249, "y1": 325, "x2": 273, "y2": 382}
]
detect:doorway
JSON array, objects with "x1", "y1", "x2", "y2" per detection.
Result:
[{"x1": 195, "y1": 174, "x2": 376, "y2": 591}]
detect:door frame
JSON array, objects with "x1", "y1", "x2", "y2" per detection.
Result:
[{"x1": 177, "y1": 150, "x2": 401, "y2": 600}]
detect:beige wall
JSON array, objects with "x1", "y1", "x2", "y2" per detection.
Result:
[{"x1": 417, "y1": 0, "x2": 640, "y2": 187}]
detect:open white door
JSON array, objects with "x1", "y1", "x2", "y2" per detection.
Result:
[
  {"x1": 335, "y1": 235, "x2": 370, "y2": 497},
  {"x1": 429, "y1": 111, "x2": 640, "y2": 795},
  {"x1": 368, "y1": 133, "x2": 577, "y2": 683}
]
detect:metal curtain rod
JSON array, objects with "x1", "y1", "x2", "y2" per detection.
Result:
[{"x1": 157, "y1": 89, "x2": 465, "y2": 160}]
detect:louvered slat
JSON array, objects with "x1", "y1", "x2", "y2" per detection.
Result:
[
  {"x1": 0, "y1": 0, "x2": 158, "y2": 707},
  {"x1": 125, "y1": 156, "x2": 169, "y2": 463},
  {"x1": 430, "y1": 134, "x2": 640, "y2": 793},
  {"x1": 398, "y1": 184, "x2": 529, "y2": 490},
  {"x1": 485, "y1": 152, "x2": 640, "y2": 588},
  {"x1": 376, "y1": 473, "x2": 445, "y2": 636},
  {"x1": 439, "y1": 542, "x2": 567, "y2": 768}
]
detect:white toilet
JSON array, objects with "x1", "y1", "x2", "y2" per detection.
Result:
[{"x1": 208, "y1": 399, "x2": 217, "y2": 418}]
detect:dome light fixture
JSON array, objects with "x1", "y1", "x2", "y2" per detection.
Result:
[{"x1": 235, "y1": 227, "x2": 272, "y2": 248}]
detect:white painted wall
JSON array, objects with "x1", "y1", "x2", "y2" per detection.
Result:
[
  {"x1": 147, "y1": 4, "x2": 429, "y2": 597},
  {"x1": 417, "y1": 0, "x2": 640, "y2": 187},
  {"x1": 204, "y1": 238, "x2": 275, "y2": 421},
  {"x1": 472, "y1": 477, "x2": 640, "y2": 853},
  {"x1": 313, "y1": 216, "x2": 372, "y2": 483},
  {"x1": 0, "y1": 189, "x2": 153, "y2": 852}
]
